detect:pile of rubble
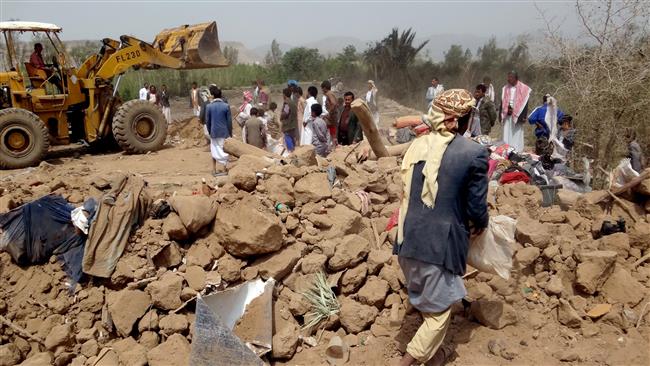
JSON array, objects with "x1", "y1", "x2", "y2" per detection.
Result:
[{"x1": 0, "y1": 142, "x2": 649, "y2": 366}]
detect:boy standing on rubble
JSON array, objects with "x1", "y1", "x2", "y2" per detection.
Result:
[
  {"x1": 394, "y1": 89, "x2": 489, "y2": 366},
  {"x1": 309, "y1": 103, "x2": 331, "y2": 157}
]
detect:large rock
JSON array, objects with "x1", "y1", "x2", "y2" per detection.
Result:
[
  {"x1": 265, "y1": 174, "x2": 295, "y2": 205},
  {"x1": 597, "y1": 233, "x2": 630, "y2": 258},
  {"x1": 272, "y1": 323, "x2": 300, "y2": 359},
  {"x1": 217, "y1": 254, "x2": 244, "y2": 283},
  {"x1": 367, "y1": 249, "x2": 392, "y2": 274},
  {"x1": 328, "y1": 235, "x2": 370, "y2": 271},
  {"x1": 322, "y1": 204, "x2": 363, "y2": 239},
  {"x1": 515, "y1": 247, "x2": 541, "y2": 268},
  {"x1": 146, "y1": 272, "x2": 183, "y2": 311},
  {"x1": 186, "y1": 242, "x2": 213, "y2": 268},
  {"x1": 292, "y1": 145, "x2": 317, "y2": 167},
  {"x1": 147, "y1": 334, "x2": 190, "y2": 366},
  {"x1": 184, "y1": 266, "x2": 206, "y2": 291},
  {"x1": 251, "y1": 246, "x2": 301, "y2": 281},
  {"x1": 357, "y1": 276, "x2": 390, "y2": 308},
  {"x1": 601, "y1": 266, "x2": 645, "y2": 306},
  {"x1": 107, "y1": 289, "x2": 151, "y2": 337},
  {"x1": 515, "y1": 217, "x2": 552, "y2": 248},
  {"x1": 0, "y1": 344, "x2": 21, "y2": 366},
  {"x1": 17, "y1": 352, "x2": 53, "y2": 366},
  {"x1": 557, "y1": 189, "x2": 580, "y2": 209},
  {"x1": 340, "y1": 263, "x2": 368, "y2": 294},
  {"x1": 228, "y1": 164, "x2": 258, "y2": 191},
  {"x1": 301, "y1": 252, "x2": 328, "y2": 274},
  {"x1": 163, "y1": 213, "x2": 189, "y2": 241},
  {"x1": 294, "y1": 173, "x2": 331, "y2": 203},
  {"x1": 339, "y1": 298, "x2": 379, "y2": 334},
  {"x1": 152, "y1": 242, "x2": 183, "y2": 268},
  {"x1": 215, "y1": 195, "x2": 284, "y2": 257},
  {"x1": 169, "y1": 195, "x2": 218, "y2": 234},
  {"x1": 470, "y1": 300, "x2": 518, "y2": 329},
  {"x1": 575, "y1": 250, "x2": 617, "y2": 294},
  {"x1": 158, "y1": 314, "x2": 189, "y2": 336},
  {"x1": 112, "y1": 337, "x2": 147, "y2": 366},
  {"x1": 44, "y1": 324, "x2": 73, "y2": 350},
  {"x1": 557, "y1": 299, "x2": 582, "y2": 328}
]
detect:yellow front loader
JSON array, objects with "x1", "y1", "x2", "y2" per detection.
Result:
[{"x1": 0, "y1": 21, "x2": 228, "y2": 169}]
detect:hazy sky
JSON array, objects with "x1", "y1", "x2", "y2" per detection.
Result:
[{"x1": 1, "y1": 1, "x2": 581, "y2": 47}]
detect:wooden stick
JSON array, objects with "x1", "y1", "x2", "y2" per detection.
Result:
[
  {"x1": 462, "y1": 269, "x2": 479, "y2": 279},
  {"x1": 606, "y1": 190, "x2": 638, "y2": 223},
  {"x1": 343, "y1": 141, "x2": 363, "y2": 164},
  {"x1": 633, "y1": 253, "x2": 650, "y2": 268},
  {"x1": 610, "y1": 170, "x2": 650, "y2": 195},
  {"x1": 351, "y1": 99, "x2": 389, "y2": 159},
  {"x1": 0, "y1": 314, "x2": 44, "y2": 345}
]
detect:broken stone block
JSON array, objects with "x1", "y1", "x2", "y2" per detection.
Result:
[
  {"x1": 557, "y1": 299, "x2": 582, "y2": 328},
  {"x1": 147, "y1": 334, "x2": 191, "y2": 366},
  {"x1": 146, "y1": 272, "x2": 183, "y2": 311},
  {"x1": 107, "y1": 289, "x2": 151, "y2": 337},
  {"x1": 294, "y1": 173, "x2": 331, "y2": 203},
  {"x1": 574, "y1": 250, "x2": 617, "y2": 294},
  {"x1": 339, "y1": 298, "x2": 379, "y2": 334},
  {"x1": 215, "y1": 195, "x2": 284, "y2": 257},
  {"x1": 357, "y1": 276, "x2": 390, "y2": 309},
  {"x1": 470, "y1": 300, "x2": 518, "y2": 329},
  {"x1": 163, "y1": 213, "x2": 189, "y2": 241},
  {"x1": 328, "y1": 235, "x2": 370, "y2": 271},
  {"x1": 251, "y1": 246, "x2": 301, "y2": 281}
]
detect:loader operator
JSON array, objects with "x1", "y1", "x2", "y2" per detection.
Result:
[{"x1": 29, "y1": 43, "x2": 63, "y2": 92}]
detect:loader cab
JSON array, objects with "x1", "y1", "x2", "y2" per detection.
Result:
[{"x1": 0, "y1": 21, "x2": 77, "y2": 98}]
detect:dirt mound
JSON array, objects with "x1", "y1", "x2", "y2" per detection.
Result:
[{"x1": 167, "y1": 117, "x2": 207, "y2": 148}]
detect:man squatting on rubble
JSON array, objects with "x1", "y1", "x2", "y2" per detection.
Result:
[{"x1": 394, "y1": 89, "x2": 489, "y2": 366}]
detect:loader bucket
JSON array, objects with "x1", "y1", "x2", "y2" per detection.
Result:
[{"x1": 152, "y1": 21, "x2": 229, "y2": 69}]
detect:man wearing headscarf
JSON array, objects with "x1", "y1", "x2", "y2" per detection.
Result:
[
  {"x1": 395, "y1": 89, "x2": 489, "y2": 366},
  {"x1": 500, "y1": 71, "x2": 531, "y2": 152}
]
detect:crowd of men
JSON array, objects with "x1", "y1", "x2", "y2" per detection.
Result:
[{"x1": 186, "y1": 79, "x2": 377, "y2": 175}]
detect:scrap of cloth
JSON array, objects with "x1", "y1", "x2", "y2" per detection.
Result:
[
  {"x1": 0, "y1": 194, "x2": 85, "y2": 264},
  {"x1": 83, "y1": 174, "x2": 150, "y2": 278},
  {"x1": 398, "y1": 89, "x2": 475, "y2": 244}
]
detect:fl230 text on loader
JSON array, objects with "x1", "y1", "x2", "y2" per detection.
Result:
[{"x1": 0, "y1": 21, "x2": 228, "y2": 169}]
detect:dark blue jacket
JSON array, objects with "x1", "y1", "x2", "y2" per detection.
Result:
[
  {"x1": 395, "y1": 135, "x2": 489, "y2": 276},
  {"x1": 528, "y1": 103, "x2": 564, "y2": 139},
  {"x1": 205, "y1": 99, "x2": 232, "y2": 139}
]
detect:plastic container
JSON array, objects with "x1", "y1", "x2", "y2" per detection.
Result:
[{"x1": 539, "y1": 184, "x2": 563, "y2": 207}]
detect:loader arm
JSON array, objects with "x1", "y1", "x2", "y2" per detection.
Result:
[{"x1": 94, "y1": 35, "x2": 184, "y2": 80}]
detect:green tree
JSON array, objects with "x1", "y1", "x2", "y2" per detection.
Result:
[
  {"x1": 364, "y1": 28, "x2": 428, "y2": 86},
  {"x1": 281, "y1": 47, "x2": 324, "y2": 80},
  {"x1": 476, "y1": 37, "x2": 507, "y2": 72},
  {"x1": 69, "y1": 41, "x2": 98, "y2": 65},
  {"x1": 223, "y1": 45, "x2": 239, "y2": 65},
  {"x1": 442, "y1": 44, "x2": 472, "y2": 74},
  {"x1": 264, "y1": 39, "x2": 283, "y2": 66}
]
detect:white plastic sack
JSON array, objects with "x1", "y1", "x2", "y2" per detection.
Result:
[
  {"x1": 612, "y1": 158, "x2": 639, "y2": 188},
  {"x1": 467, "y1": 215, "x2": 516, "y2": 280}
]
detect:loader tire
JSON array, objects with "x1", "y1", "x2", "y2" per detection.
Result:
[
  {"x1": 0, "y1": 108, "x2": 49, "y2": 169},
  {"x1": 112, "y1": 100, "x2": 167, "y2": 153}
]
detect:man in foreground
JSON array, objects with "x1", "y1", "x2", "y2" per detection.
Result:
[
  {"x1": 394, "y1": 89, "x2": 489, "y2": 366},
  {"x1": 244, "y1": 108, "x2": 267, "y2": 150},
  {"x1": 205, "y1": 86, "x2": 232, "y2": 175},
  {"x1": 29, "y1": 43, "x2": 62, "y2": 92}
]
